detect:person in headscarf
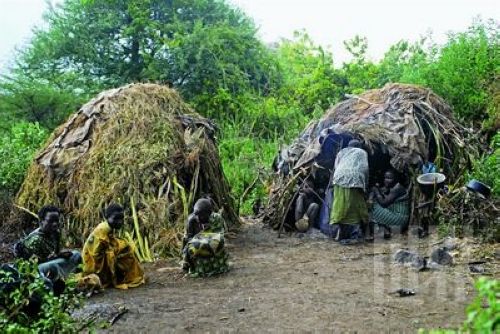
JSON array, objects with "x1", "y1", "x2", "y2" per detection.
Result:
[
  {"x1": 80, "y1": 204, "x2": 145, "y2": 289},
  {"x1": 14, "y1": 205, "x2": 81, "y2": 283},
  {"x1": 330, "y1": 140, "x2": 369, "y2": 244},
  {"x1": 182, "y1": 198, "x2": 229, "y2": 277}
]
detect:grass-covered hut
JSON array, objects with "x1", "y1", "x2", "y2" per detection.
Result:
[
  {"x1": 14, "y1": 83, "x2": 238, "y2": 258},
  {"x1": 265, "y1": 83, "x2": 478, "y2": 231}
]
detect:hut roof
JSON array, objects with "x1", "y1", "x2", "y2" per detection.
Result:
[{"x1": 281, "y1": 83, "x2": 476, "y2": 175}]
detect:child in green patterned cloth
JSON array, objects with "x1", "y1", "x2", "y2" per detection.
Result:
[{"x1": 182, "y1": 198, "x2": 229, "y2": 277}]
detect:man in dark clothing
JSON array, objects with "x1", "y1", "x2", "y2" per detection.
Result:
[
  {"x1": 14, "y1": 205, "x2": 81, "y2": 282},
  {"x1": 294, "y1": 178, "x2": 320, "y2": 232}
]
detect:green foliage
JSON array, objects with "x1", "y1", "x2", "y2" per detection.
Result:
[
  {"x1": 0, "y1": 260, "x2": 81, "y2": 333},
  {"x1": 419, "y1": 278, "x2": 499, "y2": 333},
  {"x1": 0, "y1": 122, "x2": 48, "y2": 194},
  {"x1": 463, "y1": 277, "x2": 499, "y2": 333},
  {"x1": 470, "y1": 133, "x2": 500, "y2": 196},
  {"x1": 378, "y1": 20, "x2": 499, "y2": 127},
  {"x1": 0, "y1": 76, "x2": 83, "y2": 131},
  {"x1": 0, "y1": 0, "x2": 497, "y2": 219},
  {"x1": 273, "y1": 31, "x2": 343, "y2": 113},
  {"x1": 215, "y1": 33, "x2": 344, "y2": 211},
  {"x1": 14, "y1": 0, "x2": 278, "y2": 119},
  {"x1": 378, "y1": 38, "x2": 430, "y2": 86},
  {"x1": 340, "y1": 35, "x2": 381, "y2": 94},
  {"x1": 424, "y1": 20, "x2": 498, "y2": 125},
  {"x1": 219, "y1": 125, "x2": 277, "y2": 214}
]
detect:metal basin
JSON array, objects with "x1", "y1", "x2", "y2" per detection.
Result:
[{"x1": 417, "y1": 173, "x2": 446, "y2": 196}]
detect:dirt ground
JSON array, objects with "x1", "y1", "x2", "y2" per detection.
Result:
[{"x1": 87, "y1": 220, "x2": 498, "y2": 333}]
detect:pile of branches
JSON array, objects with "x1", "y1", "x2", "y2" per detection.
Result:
[
  {"x1": 437, "y1": 188, "x2": 500, "y2": 242},
  {"x1": 11, "y1": 83, "x2": 237, "y2": 258},
  {"x1": 263, "y1": 172, "x2": 303, "y2": 231}
]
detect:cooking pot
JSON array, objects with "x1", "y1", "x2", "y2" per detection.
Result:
[
  {"x1": 466, "y1": 179, "x2": 491, "y2": 198},
  {"x1": 416, "y1": 173, "x2": 446, "y2": 197}
]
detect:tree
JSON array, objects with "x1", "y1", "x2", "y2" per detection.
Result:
[
  {"x1": 11, "y1": 0, "x2": 278, "y2": 120},
  {"x1": 340, "y1": 35, "x2": 380, "y2": 94},
  {"x1": 424, "y1": 19, "x2": 499, "y2": 125},
  {"x1": 0, "y1": 76, "x2": 85, "y2": 130},
  {"x1": 273, "y1": 31, "x2": 343, "y2": 114}
]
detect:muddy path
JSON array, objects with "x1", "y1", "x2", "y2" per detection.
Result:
[{"x1": 87, "y1": 221, "x2": 497, "y2": 333}]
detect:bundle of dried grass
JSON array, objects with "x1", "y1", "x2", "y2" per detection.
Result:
[{"x1": 13, "y1": 83, "x2": 237, "y2": 258}]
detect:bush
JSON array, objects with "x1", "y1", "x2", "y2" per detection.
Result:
[
  {"x1": 462, "y1": 277, "x2": 499, "y2": 333},
  {"x1": 378, "y1": 20, "x2": 499, "y2": 128},
  {"x1": 0, "y1": 122, "x2": 48, "y2": 194},
  {"x1": 0, "y1": 260, "x2": 81, "y2": 333},
  {"x1": 219, "y1": 124, "x2": 277, "y2": 215},
  {"x1": 0, "y1": 77, "x2": 83, "y2": 131},
  {"x1": 419, "y1": 277, "x2": 499, "y2": 333}
]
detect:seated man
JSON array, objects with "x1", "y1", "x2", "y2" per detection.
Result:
[
  {"x1": 294, "y1": 178, "x2": 320, "y2": 232},
  {"x1": 81, "y1": 204, "x2": 145, "y2": 289},
  {"x1": 182, "y1": 198, "x2": 229, "y2": 277},
  {"x1": 14, "y1": 205, "x2": 81, "y2": 284},
  {"x1": 368, "y1": 170, "x2": 409, "y2": 240}
]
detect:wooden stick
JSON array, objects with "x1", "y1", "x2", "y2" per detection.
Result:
[
  {"x1": 278, "y1": 190, "x2": 299, "y2": 239},
  {"x1": 277, "y1": 172, "x2": 304, "y2": 237}
]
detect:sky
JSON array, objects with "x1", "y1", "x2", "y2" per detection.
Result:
[{"x1": 0, "y1": 0, "x2": 498, "y2": 72}]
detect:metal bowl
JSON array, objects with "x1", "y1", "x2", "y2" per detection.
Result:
[
  {"x1": 417, "y1": 173, "x2": 446, "y2": 186},
  {"x1": 417, "y1": 173, "x2": 446, "y2": 197},
  {"x1": 466, "y1": 179, "x2": 491, "y2": 198}
]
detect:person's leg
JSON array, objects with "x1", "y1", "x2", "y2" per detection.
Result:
[
  {"x1": 400, "y1": 219, "x2": 410, "y2": 235},
  {"x1": 295, "y1": 194, "x2": 306, "y2": 222},
  {"x1": 306, "y1": 203, "x2": 319, "y2": 222},
  {"x1": 338, "y1": 223, "x2": 349, "y2": 240},
  {"x1": 38, "y1": 259, "x2": 65, "y2": 282},
  {"x1": 364, "y1": 221, "x2": 375, "y2": 242},
  {"x1": 377, "y1": 223, "x2": 392, "y2": 239},
  {"x1": 56, "y1": 250, "x2": 82, "y2": 276},
  {"x1": 38, "y1": 250, "x2": 82, "y2": 282},
  {"x1": 418, "y1": 217, "x2": 430, "y2": 238},
  {"x1": 339, "y1": 224, "x2": 360, "y2": 245}
]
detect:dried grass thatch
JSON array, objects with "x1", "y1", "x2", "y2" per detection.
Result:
[
  {"x1": 13, "y1": 83, "x2": 238, "y2": 258},
  {"x1": 265, "y1": 83, "x2": 479, "y2": 230}
]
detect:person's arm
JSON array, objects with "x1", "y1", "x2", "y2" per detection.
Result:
[
  {"x1": 13, "y1": 239, "x2": 32, "y2": 260},
  {"x1": 185, "y1": 214, "x2": 199, "y2": 240},
  {"x1": 374, "y1": 184, "x2": 406, "y2": 208},
  {"x1": 82, "y1": 227, "x2": 109, "y2": 274},
  {"x1": 362, "y1": 151, "x2": 369, "y2": 192}
]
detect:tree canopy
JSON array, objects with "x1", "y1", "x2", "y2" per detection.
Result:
[{"x1": 5, "y1": 0, "x2": 278, "y2": 123}]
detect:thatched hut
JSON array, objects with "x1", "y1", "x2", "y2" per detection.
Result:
[
  {"x1": 264, "y1": 83, "x2": 478, "y2": 231},
  {"x1": 14, "y1": 83, "x2": 237, "y2": 258}
]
